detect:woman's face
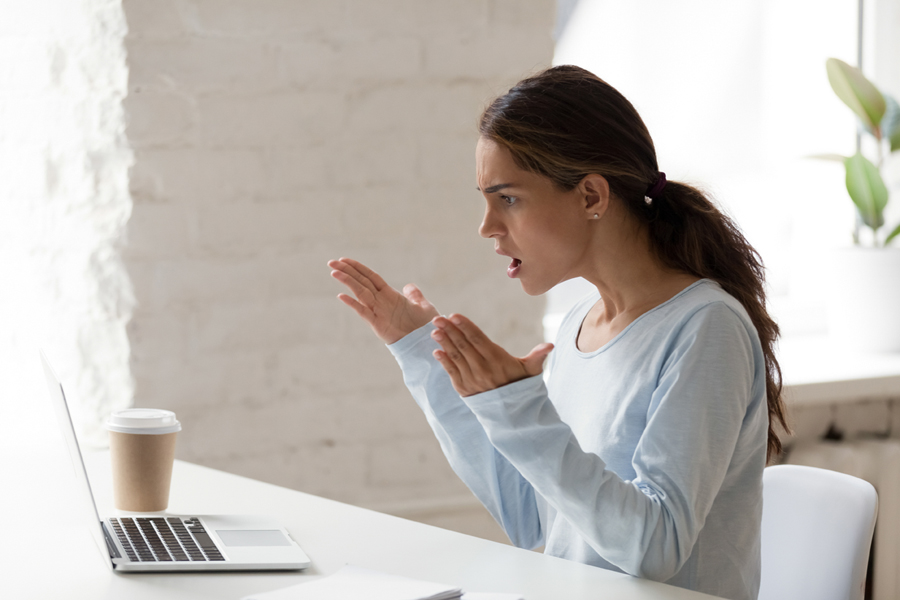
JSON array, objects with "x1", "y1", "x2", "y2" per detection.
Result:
[{"x1": 475, "y1": 137, "x2": 597, "y2": 296}]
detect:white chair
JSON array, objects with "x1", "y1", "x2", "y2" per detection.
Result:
[{"x1": 759, "y1": 464, "x2": 878, "y2": 600}]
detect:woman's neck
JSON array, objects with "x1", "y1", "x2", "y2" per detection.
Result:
[{"x1": 575, "y1": 207, "x2": 700, "y2": 350}]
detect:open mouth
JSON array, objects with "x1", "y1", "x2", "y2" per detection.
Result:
[{"x1": 507, "y1": 258, "x2": 522, "y2": 278}]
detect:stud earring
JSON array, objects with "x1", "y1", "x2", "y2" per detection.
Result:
[{"x1": 593, "y1": 214, "x2": 599, "y2": 219}]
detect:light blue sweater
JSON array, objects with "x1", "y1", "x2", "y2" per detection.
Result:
[{"x1": 388, "y1": 279, "x2": 768, "y2": 600}]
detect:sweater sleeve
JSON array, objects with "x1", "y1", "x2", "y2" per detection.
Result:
[
  {"x1": 459, "y1": 302, "x2": 757, "y2": 581},
  {"x1": 387, "y1": 323, "x2": 543, "y2": 549}
]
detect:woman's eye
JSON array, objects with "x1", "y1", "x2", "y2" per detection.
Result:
[{"x1": 501, "y1": 195, "x2": 518, "y2": 206}]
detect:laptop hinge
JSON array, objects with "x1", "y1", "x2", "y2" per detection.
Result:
[{"x1": 101, "y1": 521, "x2": 121, "y2": 560}]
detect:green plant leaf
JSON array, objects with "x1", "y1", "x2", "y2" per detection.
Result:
[
  {"x1": 884, "y1": 95, "x2": 900, "y2": 152},
  {"x1": 826, "y1": 58, "x2": 886, "y2": 134},
  {"x1": 886, "y1": 222, "x2": 900, "y2": 246},
  {"x1": 844, "y1": 152, "x2": 887, "y2": 230}
]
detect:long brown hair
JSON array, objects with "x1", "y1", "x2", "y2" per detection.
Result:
[{"x1": 480, "y1": 65, "x2": 789, "y2": 463}]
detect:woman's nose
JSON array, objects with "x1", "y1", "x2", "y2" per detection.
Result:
[{"x1": 479, "y1": 205, "x2": 503, "y2": 238}]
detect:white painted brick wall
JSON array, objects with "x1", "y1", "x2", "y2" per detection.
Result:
[{"x1": 122, "y1": 0, "x2": 555, "y2": 526}]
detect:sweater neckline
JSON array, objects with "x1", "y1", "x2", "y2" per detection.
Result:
[{"x1": 572, "y1": 278, "x2": 712, "y2": 358}]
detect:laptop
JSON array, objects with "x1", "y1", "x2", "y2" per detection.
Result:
[{"x1": 40, "y1": 352, "x2": 312, "y2": 572}]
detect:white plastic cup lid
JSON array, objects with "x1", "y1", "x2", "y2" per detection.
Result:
[{"x1": 106, "y1": 408, "x2": 181, "y2": 435}]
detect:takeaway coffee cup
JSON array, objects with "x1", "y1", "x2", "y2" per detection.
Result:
[{"x1": 106, "y1": 408, "x2": 181, "y2": 512}]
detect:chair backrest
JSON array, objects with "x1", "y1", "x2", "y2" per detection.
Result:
[{"x1": 758, "y1": 464, "x2": 878, "y2": 600}]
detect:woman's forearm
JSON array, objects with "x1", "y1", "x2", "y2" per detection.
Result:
[{"x1": 389, "y1": 323, "x2": 544, "y2": 549}]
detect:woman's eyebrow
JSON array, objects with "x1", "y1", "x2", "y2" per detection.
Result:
[{"x1": 476, "y1": 183, "x2": 515, "y2": 193}]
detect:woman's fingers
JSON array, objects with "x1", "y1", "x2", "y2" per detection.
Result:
[
  {"x1": 431, "y1": 325, "x2": 476, "y2": 383},
  {"x1": 338, "y1": 258, "x2": 389, "y2": 292},
  {"x1": 431, "y1": 313, "x2": 549, "y2": 396},
  {"x1": 432, "y1": 314, "x2": 511, "y2": 396},
  {"x1": 432, "y1": 349, "x2": 466, "y2": 393},
  {"x1": 329, "y1": 267, "x2": 376, "y2": 306},
  {"x1": 522, "y1": 343, "x2": 555, "y2": 376},
  {"x1": 432, "y1": 315, "x2": 489, "y2": 365},
  {"x1": 328, "y1": 259, "x2": 380, "y2": 298},
  {"x1": 330, "y1": 257, "x2": 438, "y2": 345},
  {"x1": 446, "y1": 314, "x2": 492, "y2": 356},
  {"x1": 336, "y1": 292, "x2": 376, "y2": 321},
  {"x1": 402, "y1": 284, "x2": 432, "y2": 309}
]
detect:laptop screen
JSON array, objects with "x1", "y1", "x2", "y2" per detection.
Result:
[{"x1": 40, "y1": 351, "x2": 111, "y2": 567}]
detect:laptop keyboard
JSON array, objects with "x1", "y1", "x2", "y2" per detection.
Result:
[{"x1": 109, "y1": 517, "x2": 225, "y2": 562}]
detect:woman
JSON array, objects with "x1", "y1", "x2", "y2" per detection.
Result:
[{"x1": 328, "y1": 65, "x2": 787, "y2": 600}]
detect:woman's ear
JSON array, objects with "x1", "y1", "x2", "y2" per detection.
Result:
[{"x1": 580, "y1": 174, "x2": 610, "y2": 220}]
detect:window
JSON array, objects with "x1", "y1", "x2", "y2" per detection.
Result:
[
  {"x1": 545, "y1": 0, "x2": 860, "y2": 342},
  {"x1": 0, "y1": 2, "x2": 133, "y2": 448}
]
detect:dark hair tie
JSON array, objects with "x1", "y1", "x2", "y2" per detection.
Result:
[{"x1": 645, "y1": 172, "x2": 667, "y2": 202}]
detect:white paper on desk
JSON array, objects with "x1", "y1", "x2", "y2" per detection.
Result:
[{"x1": 242, "y1": 564, "x2": 462, "y2": 600}]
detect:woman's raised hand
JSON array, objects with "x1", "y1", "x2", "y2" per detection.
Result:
[
  {"x1": 430, "y1": 314, "x2": 554, "y2": 397},
  {"x1": 328, "y1": 258, "x2": 439, "y2": 344}
]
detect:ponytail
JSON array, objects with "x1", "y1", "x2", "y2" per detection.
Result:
[
  {"x1": 480, "y1": 65, "x2": 790, "y2": 463},
  {"x1": 640, "y1": 181, "x2": 788, "y2": 462}
]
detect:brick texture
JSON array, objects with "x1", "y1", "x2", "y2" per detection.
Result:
[{"x1": 121, "y1": 0, "x2": 554, "y2": 520}]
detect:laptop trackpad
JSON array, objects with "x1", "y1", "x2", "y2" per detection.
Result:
[{"x1": 217, "y1": 530, "x2": 291, "y2": 547}]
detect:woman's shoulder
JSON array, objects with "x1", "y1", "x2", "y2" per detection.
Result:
[
  {"x1": 672, "y1": 279, "x2": 751, "y2": 321},
  {"x1": 661, "y1": 279, "x2": 760, "y2": 347}
]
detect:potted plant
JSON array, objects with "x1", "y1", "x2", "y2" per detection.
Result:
[{"x1": 818, "y1": 58, "x2": 900, "y2": 352}]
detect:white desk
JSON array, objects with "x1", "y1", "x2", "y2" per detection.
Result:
[
  {"x1": 10, "y1": 335, "x2": 900, "y2": 600},
  {"x1": 3, "y1": 429, "x2": 720, "y2": 600}
]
